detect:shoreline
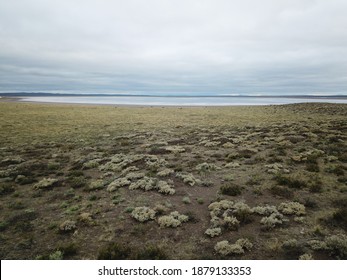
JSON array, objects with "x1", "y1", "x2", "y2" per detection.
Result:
[{"x1": 1, "y1": 96, "x2": 347, "y2": 108}]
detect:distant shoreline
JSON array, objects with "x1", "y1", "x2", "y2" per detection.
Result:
[{"x1": 1, "y1": 95, "x2": 347, "y2": 107}]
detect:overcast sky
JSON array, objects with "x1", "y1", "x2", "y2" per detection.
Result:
[{"x1": 1, "y1": 0, "x2": 347, "y2": 95}]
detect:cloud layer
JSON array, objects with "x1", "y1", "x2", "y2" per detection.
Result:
[{"x1": 1, "y1": 0, "x2": 347, "y2": 94}]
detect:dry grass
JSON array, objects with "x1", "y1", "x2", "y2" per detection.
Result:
[{"x1": 0, "y1": 101, "x2": 346, "y2": 259}]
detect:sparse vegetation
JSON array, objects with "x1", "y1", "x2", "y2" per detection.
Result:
[
  {"x1": 220, "y1": 183, "x2": 242, "y2": 196},
  {"x1": 0, "y1": 101, "x2": 346, "y2": 259}
]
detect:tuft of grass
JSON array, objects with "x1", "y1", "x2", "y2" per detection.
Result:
[
  {"x1": 98, "y1": 243, "x2": 131, "y2": 260},
  {"x1": 0, "y1": 185, "x2": 15, "y2": 196},
  {"x1": 308, "y1": 179, "x2": 323, "y2": 193},
  {"x1": 68, "y1": 176, "x2": 87, "y2": 189},
  {"x1": 196, "y1": 197, "x2": 204, "y2": 204},
  {"x1": 57, "y1": 243, "x2": 78, "y2": 258},
  {"x1": 275, "y1": 174, "x2": 307, "y2": 189},
  {"x1": 220, "y1": 183, "x2": 242, "y2": 196},
  {"x1": 331, "y1": 208, "x2": 347, "y2": 230},
  {"x1": 135, "y1": 245, "x2": 167, "y2": 260},
  {"x1": 270, "y1": 185, "x2": 294, "y2": 199}
]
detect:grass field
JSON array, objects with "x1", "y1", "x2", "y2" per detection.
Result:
[{"x1": 0, "y1": 101, "x2": 346, "y2": 259}]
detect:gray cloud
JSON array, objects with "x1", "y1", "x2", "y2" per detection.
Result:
[{"x1": 1, "y1": 0, "x2": 347, "y2": 94}]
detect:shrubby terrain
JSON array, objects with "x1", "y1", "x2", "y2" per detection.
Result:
[{"x1": 0, "y1": 101, "x2": 346, "y2": 259}]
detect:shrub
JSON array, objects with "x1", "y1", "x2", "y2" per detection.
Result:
[
  {"x1": 157, "y1": 168, "x2": 174, "y2": 177},
  {"x1": 205, "y1": 227, "x2": 222, "y2": 237},
  {"x1": 325, "y1": 234, "x2": 347, "y2": 259},
  {"x1": 182, "y1": 196, "x2": 191, "y2": 204},
  {"x1": 157, "y1": 211, "x2": 189, "y2": 228},
  {"x1": 303, "y1": 197, "x2": 318, "y2": 209},
  {"x1": 68, "y1": 176, "x2": 87, "y2": 189},
  {"x1": 278, "y1": 202, "x2": 306, "y2": 216},
  {"x1": 87, "y1": 179, "x2": 105, "y2": 191},
  {"x1": 299, "y1": 253, "x2": 314, "y2": 260},
  {"x1": 260, "y1": 212, "x2": 287, "y2": 229},
  {"x1": 49, "y1": 250, "x2": 64, "y2": 260},
  {"x1": 214, "y1": 240, "x2": 244, "y2": 256},
  {"x1": 15, "y1": 175, "x2": 36, "y2": 185},
  {"x1": 214, "y1": 239, "x2": 253, "y2": 256},
  {"x1": 252, "y1": 205, "x2": 278, "y2": 216},
  {"x1": 306, "y1": 161, "x2": 319, "y2": 172},
  {"x1": 0, "y1": 185, "x2": 15, "y2": 196},
  {"x1": 308, "y1": 178, "x2": 323, "y2": 193},
  {"x1": 331, "y1": 207, "x2": 347, "y2": 230},
  {"x1": 232, "y1": 201, "x2": 253, "y2": 224},
  {"x1": 221, "y1": 215, "x2": 240, "y2": 231},
  {"x1": 157, "y1": 181, "x2": 175, "y2": 195},
  {"x1": 235, "y1": 238, "x2": 253, "y2": 251},
  {"x1": 275, "y1": 174, "x2": 307, "y2": 189},
  {"x1": 131, "y1": 207, "x2": 156, "y2": 222},
  {"x1": 282, "y1": 239, "x2": 304, "y2": 259},
  {"x1": 57, "y1": 243, "x2": 78, "y2": 258},
  {"x1": 220, "y1": 183, "x2": 242, "y2": 196},
  {"x1": 196, "y1": 162, "x2": 219, "y2": 173},
  {"x1": 59, "y1": 220, "x2": 77, "y2": 232},
  {"x1": 33, "y1": 178, "x2": 59, "y2": 190},
  {"x1": 98, "y1": 243, "x2": 131, "y2": 260},
  {"x1": 82, "y1": 160, "x2": 100, "y2": 169},
  {"x1": 107, "y1": 177, "x2": 131, "y2": 192},
  {"x1": 176, "y1": 172, "x2": 199, "y2": 186},
  {"x1": 135, "y1": 245, "x2": 167, "y2": 260}
]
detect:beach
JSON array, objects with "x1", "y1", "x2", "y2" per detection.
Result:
[{"x1": 0, "y1": 100, "x2": 346, "y2": 259}]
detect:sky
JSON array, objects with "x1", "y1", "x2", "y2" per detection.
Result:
[{"x1": 0, "y1": 0, "x2": 347, "y2": 95}]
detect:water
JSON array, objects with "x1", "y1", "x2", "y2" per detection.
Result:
[{"x1": 21, "y1": 95, "x2": 347, "y2": 106}]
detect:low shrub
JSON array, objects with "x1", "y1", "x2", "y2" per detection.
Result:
[
  {"x1": 331, "y1": 207, "x2": 347, "y2": 230},
  {"x1": 220, "y1": 183, "x2": 242, "y2": 196},
  {"x1": 0, "y1": 185, "x2": 15, "y2": 196},
  {"x1": 131, "y1": 207, "x2": 156, "y2": 222},
  {"x1": 270, "y1": 185, "x2": 294, "y2": 199},
  {"x1": 275, "y1": 174, "x2": 307, "y2": 189},
  {"x1": 135, "y1": 245, "x2": 167, "y2": 260},
  {"x1": 214, "y1": 239, "x2": 253, "y2": 256},
  {"x1": 325, "y1": 234, "x2": 347, "y2": 259},
  {"x1": 98, "y1": 243, "x2": 131, "y2": 260},
  {"x1": 157, "y1": 211, "x2": 189, "y2": 228}
]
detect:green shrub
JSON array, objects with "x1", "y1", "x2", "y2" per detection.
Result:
[
  {"x1": 49, "y1": 250, "x2": 64, "y2": 260},
  {"x1": 325, "y1": 234, "x2": 347, "y2": 259},
  {"x1": 57, "y1": 243, "x2": 78, "y2": 258},
  {"x1": 275, "y1": 175, "x2": 307, "y2": 189},
  {"x1": 282, "y1": 239, "x2": 304, "y2": 260},
  {"x1": 331, "y1": 207, "x2": 347, "y2": 230},
  {"x1": 98, "y1": 243, "x2": 131, "y2": 260},
  {"x1": 68, "y1": 176, "x2": 87, "y2": 189},
  {"x1": 0, "y1": 185, "x2": 15, "y2": 196},
  {"x1": 306, "y1": 161, "x2": 319, "y2": 173},
  {"x1": 135, "y1": 245, "x2": 167, "y2": 260},
  {"x1": 308, "y1": 178, "x2": 323, "y2": 193},
  {"x1": 220, "y1": 183, "x2": 242, "y2": 196}
]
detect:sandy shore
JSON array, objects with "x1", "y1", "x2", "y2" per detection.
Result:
[{"x1": 0, "y1": 101, "x2": 346, "y2": 259}]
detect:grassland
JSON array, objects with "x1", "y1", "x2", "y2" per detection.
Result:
[{"x1": 0, "y1": 101, "x2": 346, "y2": 259}]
